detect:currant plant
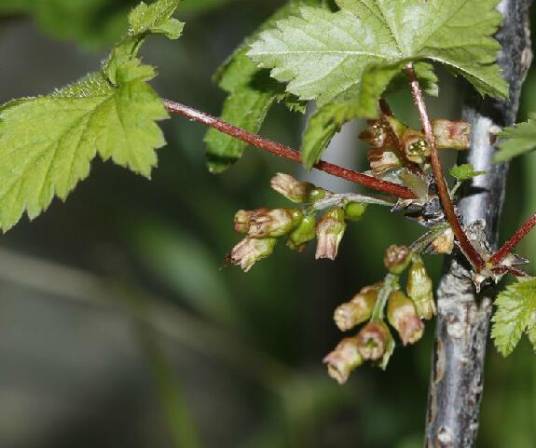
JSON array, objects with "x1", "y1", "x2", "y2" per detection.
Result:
[{"x1": 1, "y1": 0, "x2": 535, "y2": 443}]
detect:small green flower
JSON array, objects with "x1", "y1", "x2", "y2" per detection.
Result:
[
  {"x1": 407, "y1": 256, "x2": 436, "y2": 320},
  {"x1": 287, "y1": 215, "x2": 316, "y2": 251},
  {"x1": 344, "y1": 202, "x2": 368, "y2": 221}
]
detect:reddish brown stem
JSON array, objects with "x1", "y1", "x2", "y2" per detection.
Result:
[
  {"x1": 164, "y1": 99, "x2": 415, "y2": 200},
  {"x1": 405, "y1": 65, "x2": 485, "y2": 271},
  {"x1": 489, "y1": 212, "x2": 536, "y2": 266}
]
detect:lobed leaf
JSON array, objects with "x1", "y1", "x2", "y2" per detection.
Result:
[
  {"x1": 0, "y1": 0, "x2": 183, "y2": 231},
  {"x1": 449, "y1": 164, "x2": 485, "y2": 182},
  {"x1": 249, "y1": 0, "x2": 507, "y2": 168},
  {"x1": 495, "y1": 114, "x2": 536, "y2": 162},
  {"x1": 204, "y1": 0, "x2": 324, "y2": 173},
  {"x1": 492, "y1": 278, "x2": 536, "y2": 356},
  {"x1": 128, "y1": 0, "x2": 183, "y2": 39}
]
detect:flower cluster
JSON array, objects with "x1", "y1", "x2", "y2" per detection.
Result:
[
  {"x1": 360, "y1": 116, "x2": 470, "y2": 176},
  {"x1": 324, "y1": 246, "x2": 436, "y2": 384},
  {"x1": 228, "y1": 173, "x2": 368, "y2": 271}
]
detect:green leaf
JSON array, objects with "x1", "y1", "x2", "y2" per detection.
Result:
[
  {"x1": 495, "y1": 114, "x2": 536, "y2": 162},
  {"x1": 205, "y1": 0, "x2": 323, "y2": 173},
  {"x1": 449, "y1": 164, "x2": 485, "y2": 181},
  {"x1": 492, "y1": 278, "x2": 536, "y2": 356},
  {"x1": 0, "y1": 66, "x2": 167, "y2": 231},
  {"x1": 128, "y1": 0, "x2": 183, "y2": 39},
  {"x1": 0, "y1": 0, "x2": 183, "y2": 231},
  {"x1": 105, "y1": 0, "x2": 183, "y2": 83},
  {"x1": 413, "y1": 62, "x2": 439, "y2": 97},
  {"x1": 249, "y1": 0, "x2": 507, "y2": 109},
  {"x1": 301, "y1": 63, "x2": 404, "y2": 169}
]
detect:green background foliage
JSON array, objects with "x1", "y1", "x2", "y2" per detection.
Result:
[{"x1": 0, "y1": 1, "x2": 534, "y2": 447}]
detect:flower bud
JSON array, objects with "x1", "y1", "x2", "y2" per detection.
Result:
[
  {"x1": 287, "y1": 214, "x2": 316, "y2": 251},
  {"x1": 308, "y1": 187, "x2": 330, "y2": 203},
  {"x1": 384, "y1": 244, "x2": 412, "y2": 274},
  {"x1": 402, "y1": 129, "x2": 430, "y2": 165},
  {"x1": 368, "y1": 149, "x2": 402, "y2": 175},
  {"x1": 356, "y1": 322, "x2": 393, "y2": 361},
  {"x1": 270, "y1": 173, "x2": 314, "y2": 203},
  {"x1": 234, "y1": 208, "x2": 268, "y2": 234},
  {"x1": 360, "y1": 117, "x2": 406, "y2": 148},
  {"x1": 334, "y1": 285, "x2": 380, "y2": 331},
  {"x1": 229, "y1": 237, "x2": 277, "y2": 272},
  {"x1": 387, "y1": 291, "x2": 424, "y2": 345},
  {"x1": 344, "y1": 202, "x2": 368, "y2": 221},
  {"x1": 431, "y1": 228, "x2": 454, "y2": 255},
  {"x1": 359, "y1": 120, "x2": 389, "y2": 148},
  {"x1": 432, "y1": 119, "x2": 471, "y2": 150},
  {"x1": 407, "y1": 256, "x2": 436, "y2": 320},
  {"x1": 248, "y1": 208, "x2": 303, "y2": 238},
  {"x1": 315, "y1": 208, "x2": 346, "y2": 260},
  {"x1": 323, "y1": 337, "x2": 364, "y2": 384}
]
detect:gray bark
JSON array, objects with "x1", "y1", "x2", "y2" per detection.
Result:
[{"x1": 424, "y1": 1, "x2": 533, "y2": 447}]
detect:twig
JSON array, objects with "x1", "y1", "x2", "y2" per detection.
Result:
[
  {"x1": 312, "y1": 192, "x2": 396, "y2": 210},
  {"x1": 425, "y1": 1, "x2": 533, "y2": 445},
  {"x1": 405, "y1": 65, "x2": 485, "y2": 271},
  {"x1": 489, "y1": 212, "x2": 536, "y2": 266},
  {"x1": 163, "y1": 99, "x2": 415, "y2": 200}
]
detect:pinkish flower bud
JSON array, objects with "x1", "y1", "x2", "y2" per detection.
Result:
[
  {"x1": 387, "y1": 291, "x2": 424, "y2": 345},
  {"x1": 315, "y1": 208, "x2": 346, "y2": 260},
  {"x1": 384, "y1": 245, "x2": 412, "y2": 274},
  {"x1": 407, "y1": 256, "x2": 436, "y2": 320},
  {"x1": 270, "y1": 173, "x2": 314, "y2": 203},
  {"x1": 356, "y1": 322, "x2": 393, "y2": 361},
  {"x1": 431, "y1": 228, "x2": 454, "y2": 255},
  {"x1": 432, "y1": 119, "x2": 471, "y2": 150},
  {"x1": 402, "y1": 129, "x2": 430, "y2": 165},
  {"x1": 229, "y1": 237, "x2": 277, "y2": 272},
  {"x1": 323, "y1": 337, "x2": 364, "y2": 384},
  {"x1": 287, "y1": 215, "x2": 316, "y2": 251},
  {"x1": 247, "y1": 208, "x2": 303, "y2": 238},
  {"x1": 234, "y1": 208, "x2": 269, "y2": 234},
  {"x1": 334, "y1": 284, "x2": 380, "y2": 331}
]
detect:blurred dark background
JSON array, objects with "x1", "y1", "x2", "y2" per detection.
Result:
[{"x1": 0, "y1": 1, "x2": 534, "y2": 447}]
